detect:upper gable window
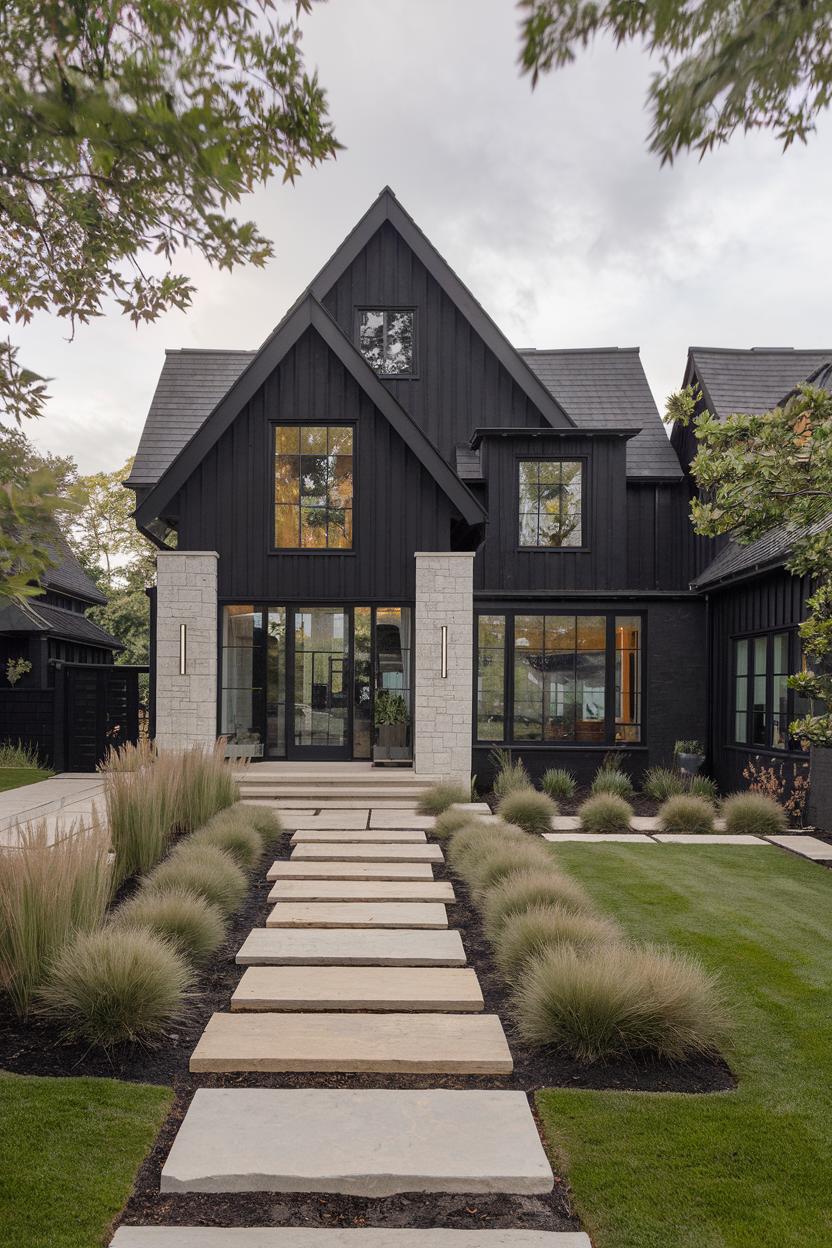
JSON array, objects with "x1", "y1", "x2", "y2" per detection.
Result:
[
  {"x1": 518, "y1": 459, "x2": 583, "y2": 548},
  {"x1": 358, "y1": 309, "x2": 415, "y2": 376},
  {"x1": 274, "y1": 424, "x2": 353, "y2": 550}
]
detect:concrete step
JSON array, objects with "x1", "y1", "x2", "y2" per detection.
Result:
[
  {"x1": 238, "y1": 787, "x2": 434, "y2": 800},
  {"x1": 230, "y1": 966, "x2": 485, "y2": 1012},
  {"x1": 159, "y1": 1088, "x2": 555, "y2": 1194},
  {"x1": 189, "y1": 1011, "x2": 513, "y2": 1074},
  {"x1": 236, "y1": 927, "x2": 467, "y2": 966},
  {"x1": 290, "y1": 828, "x2": 428, "y2": 844},
  {"x1": 266, "y1": 861, "x2": 435, "y2": 882},
  {"x1": 291, "y1": 843, "x2": 444, "y2": 863},
  {"x1": 265, "y1": 902, "x2": 448, "y2": 929},
  {"x1": 111, "y1": 1228, "x2": 591, "y2": 1247},
  {"x1": 268, "y1": 880, "x2": 455, "y2": 904}
]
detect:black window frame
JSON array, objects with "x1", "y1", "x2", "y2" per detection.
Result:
[
  {"x1": 473, "y1": 607, "x2": 645, "y2": 748},
  {"x1": 515, "y1": 455, "x2": 588, "y2": 552},
  {"x1": 271, "y1": 421, "x2": 357, "y2": 555},
  {"x1": 731, "y1": 627, "x2": 805, "y2": 753},
  {"x1": 355, "y1": 307, "x2": 418, "y2": 378}
]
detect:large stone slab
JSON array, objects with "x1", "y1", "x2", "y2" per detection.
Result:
[
  {"x1": 767, "y1": 834, "x2": 832, "y2": 860},
  {"x1": 291, "y1": 828, "x2": 428, "y2": 844},
  {"x1": 236, "y1": 928, "x2": 467, "y2": 966},
  {"x1": 549, "y1": 816, "x2": 582, "y2": 831},
  {"x1": 291, "y1": 843, "x2": 443, "y2": 863},
  {"x1": 543, "y1": 832, "x2": 655, "y2": 844},
  {"x1": 279, "y1": 811, "x2": 369, "y2": 829},
  {"x1": 267, "y1": 861, "x2": 435, "y2": 882},
  {"x1": 450, "y1": 802, "x2": 492, "y2": 815},
  {"x1": 653, "y1": 834, "x2": 768, "y2": 845},
  {"x1": 265, "y1": 902, "x2": 448, "y2": 929},
  {"x1": 112, "y1": 1229, "x2": 590, "y2": 1247},
  {"x1": 230, "y1": 966, "x2": 484, "y2": 1012},
  {"x1": 189, "y1": 1011, "x2": 512, "y2": 1074},
  {"x1": 160, "y1": 1088, "x2": 554, "y2": 1194},
  {"x1": 368, "y1": 813, "x2": 435, "y2": 830},
  {"x1": 268, "y1": 879, "x2": 455, "y2": 903}
]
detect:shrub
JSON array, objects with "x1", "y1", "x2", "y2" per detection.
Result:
[
  {"x1": 641, "y1": 766, "x2": 688, "y2": 802},
  {"x1": 144, "y1": 843, "x2": 247, "y2": 916},
  {"x1": 104, "y1": 761, "x2": 176, "y2": 886},
  {"x1": 722, "y1": 792, "x2": 788, "y2": 837},
  {"x1": 512, "y1": 940, "x2": 728, "y2": 1062},
  {"x1": 0, "y1": 820, "x2": 111, "y2": 1017},
  {"x1": 494, "y1": 904, "x2": 621, "y2": 981},
  {"x1": 481, "y1": 867, "x2": 596, "y2": 941},
  {"x1": 0, "y1": 739, "x2": 44, "y2": 768},
  {"x1": 241, "y1": 805, "x2": 283, "y2": 847},
  {"x1": 688, "y1": 774, "x2": 718, "y2": 803},
  {"x1": 497, "y1": 789, "x2": 558, "y2": 834},
  {"x1": 490, "y1": 749, "x2": 532, "y2": 799},
  {"x1": 416, "y1": 782, "x2": 471, "y2": 815},
  {"x1": 189, "y1": 811, "x2": 263, "y2": 870},
  {"x1": 466, "y1": 842, "x2": 555, "y2": 897},
  {"x1": 445, "y1": 820, "x2": 527, "y2": 878},
  {"x1": 591, "y1": 767, "x2": 634, "y2": 798},
  {"x1": 433, "y1": 808, "x2": 480, "y2": 839},
  {"x1": 38, "y1": 927, "x2": 191, "y2": 1048},
  {"x1": 541, "y1": 768, "x2": 576, "y2": 801},
  {"x1": 658, "y1": 794, "x2": 715, "y2": 835},
  {"x1": 578, "y1": 793, "x2": 634, "y2": 833},
  {"x1": 111, "y1": 886, "x2": 226, "y2": 962}
]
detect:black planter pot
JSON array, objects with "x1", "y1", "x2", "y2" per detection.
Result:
[
  {"x1": 807, "y1": 746, "x2": 832, "y2": 831},
  {"x1": 677, "y1": 752, "x2": 705, "y2": 776}
]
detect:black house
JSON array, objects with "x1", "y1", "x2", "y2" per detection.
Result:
[{"x1": 125, "y1": 188, "x2": 828, "y2": 790}]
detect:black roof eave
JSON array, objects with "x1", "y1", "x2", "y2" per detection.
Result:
[{"x1": 469, "y1": 425, "x2": 642, "y2": 448}]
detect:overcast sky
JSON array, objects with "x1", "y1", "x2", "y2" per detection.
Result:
[{"x1": 21, "y1": 0, "x2": 832, "y2": 474}]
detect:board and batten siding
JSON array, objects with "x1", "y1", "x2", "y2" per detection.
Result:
[{"x1": 172, "y1": 326, "x2": 457, "y2": 602}]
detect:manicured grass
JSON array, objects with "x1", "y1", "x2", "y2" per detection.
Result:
[
  {"x1": 0, "y1": 1072, "x2": 171, "y2": 1248},
  {"x1": 537, "y1": 845, "x2": 832, "y2": 1248},
  {"x1": 0, "y1": 767, "x2": 52, "y2": 793}
]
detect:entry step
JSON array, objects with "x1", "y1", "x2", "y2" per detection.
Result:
[
  {"x1": 230, "y1": 966, "x2": 484, "y2": 1012},
  {"x1": 159, "y1": 1088, "x2": 555, "y2": 1195},
  {"x1": 236, "y1": 927, "x2": 467, "y2": 966},
  {"x1": 189, "y1": 1011, "x2": 512, "y2": 1074},
  {"x1": 291, "y1": 843, "x2": 443, "y2": 863}
]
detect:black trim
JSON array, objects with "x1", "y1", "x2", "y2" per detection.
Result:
[
  {"x1": 354, "y1": 307, "x2": 419, "y2": 379},
  {"x1": 514, "y1": 454, "x2": 589, "y2": 553}
]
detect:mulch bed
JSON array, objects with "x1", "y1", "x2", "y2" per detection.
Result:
[{"x1": 0, "y1": 814, "x2": 736, "y2": 1235}]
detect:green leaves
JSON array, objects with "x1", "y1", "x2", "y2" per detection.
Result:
[{"x1": 0, "y1": 0, "x2": 339, "y2": 424}]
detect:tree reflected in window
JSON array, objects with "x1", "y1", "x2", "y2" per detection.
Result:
[
  {"x1": 274, "y1": 425, "x2": 353, "y2": 549},
  {"x1": 358, "y1": 310, "x2": 414, "y2": 375},
  {"x1": 518, "y1": 460, "x2": 582, "y2": 547}
]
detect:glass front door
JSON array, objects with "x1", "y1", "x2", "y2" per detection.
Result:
[{"x1": 289, "y1": 607, "x2": 351, "y2": 758}]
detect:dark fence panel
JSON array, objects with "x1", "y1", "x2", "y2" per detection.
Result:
[{"x1": 0, "y1": 689, "x2": 55, "y2": 766}]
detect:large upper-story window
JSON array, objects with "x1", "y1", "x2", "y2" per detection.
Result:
[
  {"x1": 358, "y1": 309, "x2": 415, "y2": 375},
  {"x1": 518, "y1": 459, "x2": 583, "y2": 547},
  {"x1": 274, "y1": 424, "x2": 353, "y2": 550}
]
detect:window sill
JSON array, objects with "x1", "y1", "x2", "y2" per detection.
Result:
[
  {"x1": 269, "y1": 549, "x2": 358, "y2": 557},
  {"x1": 514, "y1": 546, "x2": 591, "y2": 555},
  {"x1": 474, "y1": 741, "x2": 647, "y2": 752}
]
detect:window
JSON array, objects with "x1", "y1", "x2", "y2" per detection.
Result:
[
  {"x1": 274, "y1": 424, "x2": 353, "y2": 549},
  {"x1": 733, "y1": 630, "x2": 804, "y2": 751},
  {"x1": 358, "y1": 310, "x2": 415, "y2": 375},
  {"x1": 221, "y1": 606, "x2": 265, "y2": 758},
  {"x1": 518, "y1": 460, "x2": 583, "y2": 548},
  {"x1": 477, "y1": 615, "x2": 506, "y2": 740},
  {"x1": 615, "y1": 616, "x2": 642, "y2": 743}
]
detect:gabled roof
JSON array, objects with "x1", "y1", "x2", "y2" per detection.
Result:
[
  {"x1": 685, "y1": 347, "x2": 832, "y2": 419},
  {"x1": 133, "y1": 295, "x2": 487, "y2": 530},
  {"x1": 520, "y1": 347, "x2": 682, "y2": 479},
  {"x1": 37, "y1": 528, "x2": 107, "y2": 605},
  {"x1": 0, "y1": 599, "x2": 123, "y2": 649}
]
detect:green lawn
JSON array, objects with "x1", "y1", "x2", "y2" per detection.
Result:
[
  {"x1": 537, "y1": 845, "x2": 832, "y2": 1248},
  {"x1": 0, "y1": 1073, "x2": 171, "y2": 1248},
  {"x1": 0, "y1": 766, "x2": 52, "y2": 793}
]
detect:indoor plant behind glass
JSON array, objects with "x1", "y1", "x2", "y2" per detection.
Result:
[{"x1": 374, "y1": 690, "x2": 410, "y2": 764}]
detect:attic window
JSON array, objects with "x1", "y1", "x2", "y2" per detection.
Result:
[{"x1": 358, "y1": 310, "x2": 414, "y2": 376}]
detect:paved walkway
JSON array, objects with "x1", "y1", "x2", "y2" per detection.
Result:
[
  {"x1": 0, "y1": 773, "x2": 105, "y2": 845},
  {"x1": 544, "y1": 827, "x2": 832, "y2": 861},
  {"x1": 116, "y1": 804, "x2": 589, "y2": 1246}
]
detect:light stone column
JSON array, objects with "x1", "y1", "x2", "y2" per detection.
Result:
[
  {"x1": 155, "y1": 551, "x2": 219, "y2": 752},
  {"x1": 414, "y1": 551, "x2": 474, "y2": 785}
]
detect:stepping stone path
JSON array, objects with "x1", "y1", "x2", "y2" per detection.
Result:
[
  {"x1": 767, "y1": 833, "x2": 832, "y2": 860},
  {"x1": 268, "y1": 879, "x2": 455, "y2": 903},
  {"x1": 123, "y1": 805, "x2": 567, "y2": 1246},
  {"x1": 264, "y1": 901, "x2": 449, "y2": 928}
]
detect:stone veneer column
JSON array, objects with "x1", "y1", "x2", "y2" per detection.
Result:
[
  {"x1": 414, "y1": 551, "x2": 475, "y2": 785},
  {"x1": 155, "y1": 551, "x2": 219, "y2": 752}
]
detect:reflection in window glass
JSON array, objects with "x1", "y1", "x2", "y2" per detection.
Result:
[
  {"x1": 477, "y1": 615, "x2": 505, "y2": 740},
  {"x1": 513, "y1": 615, "x2": 605, "y2": 742},
  {"x1": 752, "y1": 636, "x2": 768, "y2": 745},
  {"x1": 615, "y1": 616, "x2": 641, "y2": 743},
  {"x1": 274, "y1": 424, "x2": 353, "y2": 549},
  {"x1": 358, "y1": 310, "x2": 414, "y2": 375},
  {"x1": 265, "y1": 608, "x2": 286, "y2": 758},
  {"x1": 518, "y1": 460, "x2": 582, "y2": 547},
  {"x1": 353, "y1": 606, "x2": 372, "y2": 759},
  {"x1": 734, "y1": 638, "x2": 749, "y2": 743},
  {"x1": 771, "y1": 632, "x2": 790, "y2": 749},
  {"x1": 374, "y1": 607, "x2": 413, "y2": 757},
  {"x1": 221, "y1": 606, "x2": 265, "y2": 758}
]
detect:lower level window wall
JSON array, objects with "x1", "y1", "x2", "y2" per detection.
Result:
[
  {"x1": 476, "y1": 611, "x2": 642, "y2": 746},
  {"x1": 733, "y1": 629, "x2": 806, "y2": 751}
]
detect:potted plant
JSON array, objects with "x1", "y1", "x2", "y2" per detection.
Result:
[
  {"x1": 373, "y1": 690, "x2": 410, "y2": 764},
  {"x1": 675, "y1": 739, "x2": 705, "y2": 775}
]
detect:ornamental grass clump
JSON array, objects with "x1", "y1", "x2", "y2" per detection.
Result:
[
  {"x1": 38, "y1": 927, "x2": 191, "y2": 1049},
  {"x1": 144, "y1": 843, "x2": 247, "y2": 916},
  {"x1": 433, "y1": 808, "x2": 480, "y2": 839},
  {"x1": 189, "y1": 810, "x2": 263, "y2": 871},
  {"x1": 482, "y1": 867, "x2": 597, "y2": 941},
  {"x1": 578, "y1": 793, "x2": 634, "y2": 833},
  {"x1": 172, "y1": 742, "x2": 238, "y2": 832},
  {"x1": 445, "y1": 820, "x2": 527, "y2": 878},
  {"x1": 722, "y1": 791, "x2": 788, "y2": 837},
  {"x1": 687, "y1": 774, "x2": 718, "y2": 803},
  {"x1": 490, "y1": 749, "x2": 532, "y2": 800},
  {"x1": 242, "y1": 806, "x2": 283, "y2": 847},
  {"x1": 494, "y1": 904, "x2": 621, "y2": 981},
  {"x1": 464, "y1": 841, "x2": 553, "y2": 898},
  {"x1": 658, "y1": 794, "x2": 716, "y2": 835},
  {"x1": 512, "y1": 940, "x2": 728, "y2": 1062},
  {"x1": 104, "y1": 758, "x2": 177, "y2": 887},
  {"x1": 591, "y1": 766, "x2": 634, "y2": 798},
  {"x1": 417, "y1": 782, "x2": 471, "y2": 815},
  {"x1": 641, "y1": 766, "x2": 688, "y2": 802},
  {"x1": 497, "y1": 789, "x2": 558, "y2": 834},
  {"x1": 110, "y1": 886, "x2": 226, "y2": 963},
  {"x1": 541, "y1": 768, "x2": 576, "y2": 801},
  {"x1": 0, "y1": 820, "x2": 111, "y2": 1017}
]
